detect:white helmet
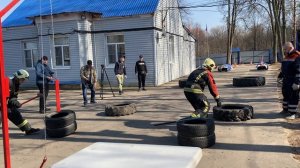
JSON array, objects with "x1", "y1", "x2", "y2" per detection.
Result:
[{"x1": 13, "y1": 69, "x2": 29, "y2": 79}]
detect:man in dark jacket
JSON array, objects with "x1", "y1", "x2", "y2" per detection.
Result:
[
  {"x1": 35, "y1": 56, "x2": 54, "y2": 113},
  {"x1": 184, "y1": 58, "x2": 221, "y2": 118},
  {"x1": 278, "y1": 42, "x2": 300, "y2": 119},
  {"x1": 6, "y1": 69, "x2": 40, "y2": 135},
  {"x1": 135, "y1": 55, "x2": 148, "y2": 91},
  {"x1": 114, "y1": 55, "x2": 127, "y2": 95}
]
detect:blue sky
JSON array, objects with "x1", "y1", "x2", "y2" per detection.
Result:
[
  {"x1": 0, "y1": 0, "x2": 224, "y2": 30},
  {"x1": 185, "y1": 0, "x2": 224, "y2": 30}
]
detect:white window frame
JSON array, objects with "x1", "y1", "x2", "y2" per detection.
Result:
[
  {"x1": 106, "y1": 34, "x2": 125, "y2": 67},
  {"x1": 23, "y1": 41, "x2": 39, "y2": 69},
  {"x1": 53, "y1": 36, "x2": 71, "y2": 69}
]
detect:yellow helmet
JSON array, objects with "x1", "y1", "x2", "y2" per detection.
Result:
[
  {"x1": 202, "y1": 58, "x2": 216, "y2": 69},
  {"x1": 13, "y1": 69, "x2": 29, "y2": 79}
]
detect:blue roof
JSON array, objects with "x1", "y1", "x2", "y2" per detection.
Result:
[{"x1": 3, "y1": 0, "x2": 160, "y2": 27}]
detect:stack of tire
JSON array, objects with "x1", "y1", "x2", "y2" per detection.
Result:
[
  {"x1": 177, "y1": 118, "x2": 215, "y2": 148},
  {"x1": 233, "y1": 76, "x2": 265, "y2": 87},
  {"x1": 213, "y1": 104, "x2": 254, "y2": 122},
  {"x1": 105, "y1": 103, "x2": 136, "y2": 116},
  {"x1": 45, "y1": 110, "x2": 77, "y2": 138},
  {"x1": 178, "y1": 79, "x2": 187, "y2": 88}
]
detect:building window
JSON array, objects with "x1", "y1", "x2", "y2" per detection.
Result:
[
  {"x1": 107, "y1": 35, "x2": 125, "y2": 64},
  {"x1": 23, "y1": 42, "x2": 39, "y2": 68},
  {"x1": 54, "y1": 37, "x2": 70, "y2": 67}
]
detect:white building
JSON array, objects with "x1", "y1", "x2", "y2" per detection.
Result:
[{"x1": 3, "y1": 0, "x2": 196, "y2": 87}]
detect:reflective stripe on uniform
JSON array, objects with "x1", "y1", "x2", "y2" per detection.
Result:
[
  {"x1": 194, "y1": 71, "x2": 207, "y2": 83},
  {"x1": 17, "y1": 120, "x2": 28, "y2": 128},
  {"x1": 283, "y1": 59, "x2": 296, "y2": 61},
  {"x1": 203, "y1": 100, "x2": 209, "y2": 113},
  {"x1": 288, "y1": 105, "x2": 298, "y2": 108},
  {"x1": 288, "y1": 109, "x2": 298, "y2": 112},
  {"x1": 184, "y1": 88, "x2": 203, "y2": 94},
  {"x1": 296, "y1": 74, "x2": 300, "y2": 77},
  {"x1": 191, "y1": 113, "x2": 200, "y2": 118}
]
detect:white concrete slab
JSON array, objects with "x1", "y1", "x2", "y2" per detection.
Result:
[{"x1": 51, "y1": 142, "x2": 202, "y2": 168}]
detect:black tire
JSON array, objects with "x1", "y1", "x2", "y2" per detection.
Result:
[
  {"x1": 177, "y1": 133, "x2": 216, "y2": 148},
  {"x1": 233, "y1": 76, "x2": 265, "y2": 87},
  {"x1": 105, "y1": 103, "x2": 136, "y2": 116},
  {"x1": 213, "y1": 104, "x2": 254, "y2": 121},
  {"x1": 45, "y1": 110, "x2": 76, "y2": 129},
  {"x1": 47, "y1": 121, "x2": 77, "y2": 138},
  {"x1": 179, "y1": 79, "x2": 187, "y2": 88},
  {"x1": 177, "y1": 118, "x2": 215, "y2": 137}
]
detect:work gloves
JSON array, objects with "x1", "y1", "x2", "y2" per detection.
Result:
[
  {"x1": 216, "y1": 98, "x2": 222, "y2": 107},
  {"x1": 8, "y1": 98, "x2": 21, "y2": 108},
  {"x1": 292, "y1": 83, "x2": 300, "y2": 91}
]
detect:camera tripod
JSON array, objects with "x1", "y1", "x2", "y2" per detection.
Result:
[{"x1": 100, "y1": 64, "x2": 115, "y2": 99}]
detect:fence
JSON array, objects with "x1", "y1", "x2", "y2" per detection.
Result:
[{"x1": 196, "y1": 49, "x2": 271, "y2": 67}]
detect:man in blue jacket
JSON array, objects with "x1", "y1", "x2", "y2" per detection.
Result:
[{"x1": 35, "y1": 56, "x2": 54, "y2": 113}]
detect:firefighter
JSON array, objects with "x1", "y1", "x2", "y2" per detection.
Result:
[
  {"x1": 7, "y1": 69, "x2": 40, "y2": 135},
  {"x1": 278, "y1": 42, "x2": 300, "y2": 119},
  {"x1": 184, "y1": 58, "x2": 221, "y2": 118}
]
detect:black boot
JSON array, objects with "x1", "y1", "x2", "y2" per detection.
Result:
[{"x1": 25, "y1": 128, "x2": 40, "y2": 135}]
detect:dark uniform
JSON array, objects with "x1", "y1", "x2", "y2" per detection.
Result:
[
  {"x1": 279, "y1": 50, "x2": 300, "y2": 114},
  {"x1": 7, "y1": 78, "x2": 32, "y2": 133},
  {"x1": 135, "y1": 60, "x2": 148, "y2": 89},
  {"x1": 184, "y1": 67, "x2": 220, "y2": 117}
]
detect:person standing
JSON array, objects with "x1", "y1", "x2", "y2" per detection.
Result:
[
  {"x1": 35, "y1": 56, "x2": 54, "y2": 113},
  {"x1": 80, "y1": 60, "x2": 97, "y2": 106},
  {"x1": 114, "y1": 55, "x2": 127, "y2": 95},
  {"x1": 278, "y1": 42, "x2": 300, "y2": 119},
  {"x1": 135, "y1": 55, "x2": 148, "y2": 91},
  {"x1": 7, "y1": 69, "x2": 40, "y2": 135},
  {"x1": 184, "y1": 58, "x2": 222, "y2": 118}
]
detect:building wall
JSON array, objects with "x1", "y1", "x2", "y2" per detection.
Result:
[
  {"x1": 154, "y1": 0, "x2": 196, "y2": 85},
  {"x1": 3, "y1": 1, "x2": 196, "y2": 87},
  {"x1": 92, "y1": 15, "x2": 156, "y2": 86},
  {"x1": 3, "y1": 25, "x2": 38, "y2": 86},
  {"x1": 36, "y1": 19, "x2": 82, "y2": 85},
  {"x1": 3, "y1": 14, "x2": 84, "y2": 87}
]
